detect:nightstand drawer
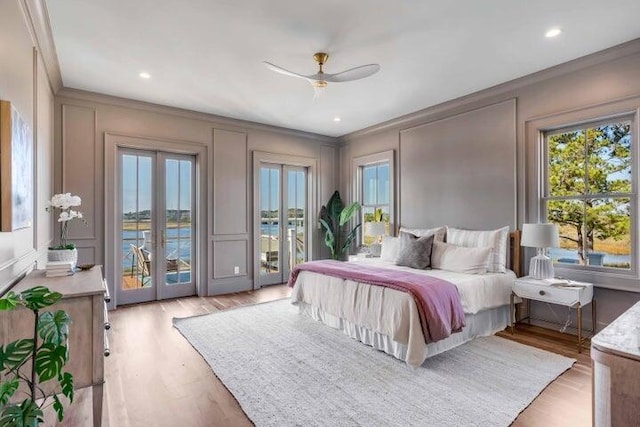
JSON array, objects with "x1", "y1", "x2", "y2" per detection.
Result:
[{"x1": 513, "y1": 280, "x2": 593, "y2": 307}]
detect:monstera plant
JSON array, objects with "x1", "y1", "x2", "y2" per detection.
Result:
[
  {"x1": 319, "y1": 191, "x2": 361, "y2": 260},
  {"x1": 0, "y1": 286, "x2": 74, "y2": 426}
]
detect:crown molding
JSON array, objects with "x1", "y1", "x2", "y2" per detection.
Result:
[
  {"x1": 340, "y1": 37, "x2": 640, "y2": 143},
  {"x1": 56, "y1": 87, "x2": 339, "y2": 144},
  {"x1": 20, "y1": 0, "x2": 63, "y2": 93}
]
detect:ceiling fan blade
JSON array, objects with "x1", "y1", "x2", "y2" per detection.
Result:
[
  {"x1": 263, "y1": 62, "x2": 311, "y2": 81},
  {"x1": 323, "y1": 64, "x2": 380, "y2": 83}
]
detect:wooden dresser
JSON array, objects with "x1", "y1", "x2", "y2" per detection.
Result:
[
  {"x1": 0, "y1": 266, "x2": 109, "y2": 427},
  {"x1": 591, "y1": 301, "x2": 640, "y2": 426}
]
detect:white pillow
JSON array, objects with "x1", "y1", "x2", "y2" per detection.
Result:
[
  {"x1": 431, "y1": 241, "x2": 491, "y2": 274},
  {"x1": 380, "y1": 236, "x2": 400, "y2": 262},
  {"x1": 446, "y1": 226, "x2": 509, "y2": 273},
  {"x1": 399, "y1": 226, "x2": 446, "y2": 242}
]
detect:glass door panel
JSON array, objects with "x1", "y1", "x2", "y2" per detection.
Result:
[
  {"x1": 285, "y1": 167, "x2": 306, "y2": 277},
  {"x1": 259, "y1": 163, "x2": 308, "y2": 286},
  {"x1": 117, "y1": 149, "x2": 197, "y2": 304},
  {"x1": 260, "y1": 165, "x2": 281, "y2": 284},
  {"x1": 119, "y1": 151, "x2": 156, "y2": 305},
  {"x1": 164, "y1": 158, "x2": 194, "y2": 286}
]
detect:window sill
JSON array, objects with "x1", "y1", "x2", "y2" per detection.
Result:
[{"x1": 553, "y1": 265, "x2": 640, "y2": 293}]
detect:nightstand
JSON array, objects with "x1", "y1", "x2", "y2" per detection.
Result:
[{"x1": 510, "y1": 276, "x2": 595, "y2": 352}]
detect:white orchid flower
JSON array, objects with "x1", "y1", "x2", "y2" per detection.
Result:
[{"x1": 47, "y1": 193, "x2": 85, "y2": 248}]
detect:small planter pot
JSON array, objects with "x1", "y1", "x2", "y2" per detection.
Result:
[{"x1": 48, "y1": 248, "x2": 78, "y2": 270}]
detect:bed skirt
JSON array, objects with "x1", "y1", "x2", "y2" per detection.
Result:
[{"x1": 295, "y1": 302, "x2": 510, "y2": 368}]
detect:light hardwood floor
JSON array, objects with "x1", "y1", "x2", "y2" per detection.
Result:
[{"x1": 54, "y1": 285, "x2": 592, "y2": 426}]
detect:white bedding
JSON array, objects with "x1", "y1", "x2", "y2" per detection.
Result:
[
  {"x1": 290, "y1": 259, "x2": 516, "y2": 367},
  {"x1": 351, "y1": 258, "x2": 515, "y2": 314}
]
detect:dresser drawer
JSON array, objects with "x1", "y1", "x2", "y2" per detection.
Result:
[{"x1": 513, "y1": 280, "x2": 592, "y2": 306}]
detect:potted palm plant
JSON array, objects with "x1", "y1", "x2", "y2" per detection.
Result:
[
  {"x1": 0, "y1": 286, "x2": 74, "y2": 425},
  {"x1": 319, "y1": 191, "x2": 361, "y2": 260}
]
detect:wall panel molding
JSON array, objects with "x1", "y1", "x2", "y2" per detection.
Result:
[
  {"x1": 213, "y1": 129, "x2": 248, "y2": 235},
  {"x1": 61, "y1": 103, "x2": 97, "y2": 240}
]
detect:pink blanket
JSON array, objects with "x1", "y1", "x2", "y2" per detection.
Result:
[{"x1": 288, "y1": 260, "x2": 466, "y2": 344}]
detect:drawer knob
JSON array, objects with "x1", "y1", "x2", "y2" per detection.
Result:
[{"x1": 539, "y1": 290, "x2": 546, "y2": 296}]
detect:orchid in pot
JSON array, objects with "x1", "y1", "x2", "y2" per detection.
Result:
[{"x1": 46, "y1": 193, "x2": 84, "y2": 269}]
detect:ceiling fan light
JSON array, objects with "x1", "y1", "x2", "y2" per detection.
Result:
[{"x1": 313, "y1": 82, "x2": 327, "y2": 100}]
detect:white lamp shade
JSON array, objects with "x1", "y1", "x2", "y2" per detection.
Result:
[
  {"x1": 364, "y1": 221, "x2": 386, "y2": 237},
  {"x1": 521, "y1": 223, "x2": 560, "y2": 248}
]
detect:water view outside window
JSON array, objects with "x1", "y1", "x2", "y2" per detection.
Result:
[
  {"x1": 164, "y1": 158, "x2": 193, "y2": 285},
  {"x1": 361, "y1": 163, "x2": 390, "y2": 245},
  {"x1": 121, "y1": 154, "x2": 194, "y2": 289},
  {"x1": 545, "y1": 120, "x2": 633, "y2": 269},
  {"x1": 259, "y1": 165, "x2": 307, "y2": 275}
]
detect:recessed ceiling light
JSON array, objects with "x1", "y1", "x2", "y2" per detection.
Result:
[
  {"x1": 139, "y1": 72, "x2": 151, "y2": 79},
  {"x1": 333, "y1": 117, "x2": 341, "y2": 122},
  {"x1": 545, "y1": 28, "x2": 563, "y2": 38}
]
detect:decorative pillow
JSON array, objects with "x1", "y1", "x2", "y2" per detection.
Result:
[
  {"x1": 446, "y1": 226, "x2": 509, "y2": 273},
  {"x1": 431, "y1": 241, "x2": 491, "y2": 274},
  {"x1": 380, "y1": 236, "x2": 400, "y2": 262},
  {"x1": 395, "y1": 232, "x2": 434, "y2": 269},
  {"x1": 399, "y1": 226, "x2": 446, "y2": 242}
]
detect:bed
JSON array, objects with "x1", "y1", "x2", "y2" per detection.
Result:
[{"x1": 289, "y1": 227, "x2": 521, "y2": 368}]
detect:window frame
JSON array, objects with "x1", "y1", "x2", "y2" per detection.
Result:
[
  {"x1": 352, "y1": 150, "x2": 395, "y2": 246},
  {"x1": 542, "y1": 116, "x2": 635, "y2": 275},
  {"x1": 527, "y1": 102, "x2": 640, "y2": 291}
]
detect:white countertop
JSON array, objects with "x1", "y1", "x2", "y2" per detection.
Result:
[{"x1": 591, "y1": 301, "x2": 640, "y2": 361}]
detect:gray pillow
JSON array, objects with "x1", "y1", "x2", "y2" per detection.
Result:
[{"x1": 395, "y1": 232, "x2": 434, "y2": 269}]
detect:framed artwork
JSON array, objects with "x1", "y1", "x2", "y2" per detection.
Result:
[{"x1": 0, "y1": 100, "x2": 33, "y2": 231}]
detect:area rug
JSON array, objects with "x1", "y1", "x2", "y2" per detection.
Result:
[{"x1": 174, "y1": 299, "x2": 575, "y2": 427}]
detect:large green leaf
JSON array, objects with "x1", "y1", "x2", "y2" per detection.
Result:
[
  {"x1": 20, "y1": 287, "x2": 62, "y2": 311},
  {"x1": 59, "y1": 372, "x2": 74, "y2": 403},
  {"x1": 0, "y1": 400, "x2": 43, "y2": 427},
  {"x1": 0, "y1": 379, "x2": 19, "y2": 406},
  {"x1": 35, "y1": 344, "x2": 68, "y2": 382},
  {"x1": 52, "y1": 394, "x2": 64, "y2": 422},
  {"x1": 340, "y1": 223, "x2": 362, "y2": 256},
  {"x1": 325, "y1": 191, "x2": 343, "y2": 224},
  {"x1": 319, "y1": 219, "x2": 336, "y2": 258},
  {"x1": 38, "y1": 310, "x2": 71, "y2": 346},
  {"x1": 318, "y1": 206, "x2": 334, "y2": 234},
  {"x1": 339, "y1": 202, "x2": 361, "y2": 226},
  {"x1": 0, "y1": 292, "x2": 19, "y2": 311},
  {"x1": 0, "y1": 340, "x2": 34, "y2": 371}
]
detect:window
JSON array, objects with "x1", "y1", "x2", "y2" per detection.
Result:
[
  {"x1": 361, "y1": 162, "x2": 390, "y2": 245},
  {"x1": 544, "y1": 118, "x2": 633, "y2": 271}
]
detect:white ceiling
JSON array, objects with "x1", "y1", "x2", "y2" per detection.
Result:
[{"x1": 46, "y1": 0, "x2": 640, "y2": 137}]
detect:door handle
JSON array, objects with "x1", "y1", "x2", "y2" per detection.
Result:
[{"x1": 161, "y1": 229, "x2": 166, "y2": 246}]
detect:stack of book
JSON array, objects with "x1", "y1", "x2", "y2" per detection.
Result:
[{"x1": 46, "y1": 261, "x2": 74, "y2": 277}]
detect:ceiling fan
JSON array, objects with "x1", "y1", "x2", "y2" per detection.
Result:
[{"x1": 264, "y1": 52, "x2": 380, "y2": 95}]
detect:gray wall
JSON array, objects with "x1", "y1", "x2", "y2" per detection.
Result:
[
  {"x1": 339, "y1": 40, "x2": 640, "y2": 330},
  {"x1": 54, "y1": 89, "x2": 338, "y2": 304},
  {"x1": 0, "y1": 0, "x2": 54, "y2": 293},
  {"x1": 399, "y1": 99, "x2": 516, "y2": 230}
]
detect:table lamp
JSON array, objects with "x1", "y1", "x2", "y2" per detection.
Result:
[
  {"x1": 364, "y1": 222, "x2": 386, "y2": 257},
  {"x1": 521, "y1": 223, "x2": 560, "y2": 279}
]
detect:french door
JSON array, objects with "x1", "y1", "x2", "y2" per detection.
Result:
[
  {"x1": 259, "y1": 163, "x2": 308, "y2": 286},
  {"x1": 117, "y1": 149, "x2": 196, "y2": 305}
]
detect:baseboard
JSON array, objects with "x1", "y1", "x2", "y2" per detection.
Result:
[{"x1": 208, "y1": 277, "x2": 253, "y2": 296}]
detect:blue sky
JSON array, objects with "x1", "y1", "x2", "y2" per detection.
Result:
[
  {"x1": 122, "y1": 155, "x2": 192, "y2": 213},
  {"x1": 260, "y1": 167, "x2": 305, "y2": 212}
]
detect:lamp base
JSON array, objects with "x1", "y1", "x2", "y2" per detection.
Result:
[
  {"x1": 369, "y1": 243, "x2": 382, "y2": 257},
  {"x1": 529, "y1": 254, "x2": 554, "y2": 280}
]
